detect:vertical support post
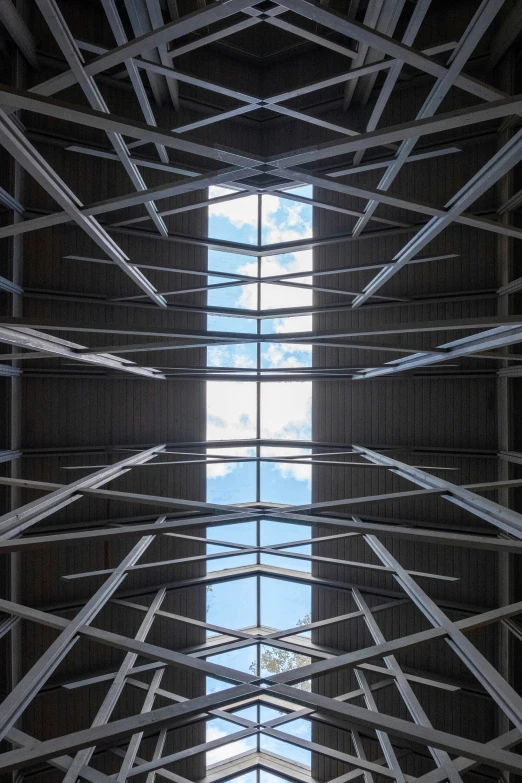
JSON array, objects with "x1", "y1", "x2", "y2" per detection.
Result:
[
  {"x1": 8, "y1": 0, "x2": 26, "y2": 716},
  {"x1": 496, "y1": 53, "x2": 515, "y2": 753}
]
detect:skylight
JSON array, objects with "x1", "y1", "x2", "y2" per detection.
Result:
[
  {"x1": 207, "y1": 186, "x2": 313, "y2": 506},
  {"x1": 204, "y1": 192, "x2": 314, "y2": 773}
]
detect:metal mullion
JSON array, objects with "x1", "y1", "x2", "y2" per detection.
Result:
[
  {"x1": 62, "y1": 588, "x2": 167, "y2": 783},
  {"x1": 257, "y1": 194, "x2": 262, "y2": 505}
]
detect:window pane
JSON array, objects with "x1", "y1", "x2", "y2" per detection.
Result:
[
  {"x1": 206, "y1": 718, "x2": 257, "y2": 766},
  {"x1": 260, "y1": 576, "x2": 310, "y2": 630},
  {"x1": 206, "y1": 577, "x2": 257, "y2": 632},
  {"x1": 209, "y1": 187, "x2": 258, "y2": 243}
]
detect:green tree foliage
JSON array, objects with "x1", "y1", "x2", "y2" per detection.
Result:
[{"x1": 249, "y1": 614, "x2": 312, "y2": 690}]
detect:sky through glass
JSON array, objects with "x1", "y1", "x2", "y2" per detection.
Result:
[
  {"x1": 207, "y1": 186, "x2": 313, "y2": 506},
  {"x1": 204, "y1": 191, "x2": 314, "y2": 774}
]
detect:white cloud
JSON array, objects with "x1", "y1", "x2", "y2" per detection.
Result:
[
  {"x1": 262, "y1": 445, "x2": 312, "y2": 484},
  {"x1": 262, "y1": 196, "x2": 311, "y2": 245},
  {"x1": 207, "y1": 381, "x2": 256, "y2": 479},
  {"x1": 209, "y1": 187, "x2": 258, "y2": 229},
  {"x1": 208, "y1": 345, "x2": 256, "y2": 368},
  {"x1": 206, "y1": 724, "x2": 254, "y2": 765},
  {"x1": 261, "y1": 382, "x2": 311, "y2": 444},
  {"x1": 207, "y1": 191, "x2": 314, "y2": 487}
]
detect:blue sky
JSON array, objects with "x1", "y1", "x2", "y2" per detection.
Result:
[
  {"x1": 203, "y1": 193, "x2": 314, "y2": 774},
  {"x1": 206, "y1": 187, "x2": 314, "y2": 506}
]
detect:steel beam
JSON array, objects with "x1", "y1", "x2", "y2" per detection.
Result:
[
  {"x1": 352, "y1": 127, "x2": 522, "y2": 305},
  {"x1": 36, "y1": 0, "x2": 170, "y2": 240},
  {"x1": 0, "y1": 108, "x2": 167, "y2": 306},
  {"x1": 0, "y1": 684, "x2": 259, "y2": 773},
  {"x1": 363, "y1": 533, "x2": 522, "y2": 730},
  {"x1": 283, "y1": 0, "x2": 504, "y2": 102},
  {"x1": 0, "y1": 0, "x2": 37, "y2": 68},
  {"x1": 0, "y1": 444, "x2": 165, "y2": 539},
  {"x1": 348, "y1": 0, "x2": 505, "y2": 240},
  {"x1": 0, "y1": 515, "x2": 167, "y2": 742},
  {"x1": 0, "y1": 325, "x2": 163, "y2": 377},
  {"x1": 352, "y1": 445, "x2": 522, "y2": 540},
  {"x1": 62, "y1": 589, "x2": 167, "y2": 783}
]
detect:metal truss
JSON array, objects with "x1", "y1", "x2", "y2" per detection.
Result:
[
  {"x1": 1, "y1": 444, "x2": 522, "y2": 782},
  {"x1": 1, "y1": 2, "x2": 522, "y2": 783}
]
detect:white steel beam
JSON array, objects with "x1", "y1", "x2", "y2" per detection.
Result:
[
  {"x1": 0, "y1": 325, "x2": 163, "y2": 377},
  {"x1": 352, "y1": 445, "x2": 522, "y2": 540},
  {"x1": 349, "y1": 0, "x2": 505, "y2": 239},
  {"x1": 0, "y1": 444, "x2": 166, "y2": 540},
  {"x1": 62, "y1": 589, "x2": 167, "y2": 783},
  {"x1": 0, "y1": 515, "x2": 168, "y2": 742},
  {"x1": 0, "y1": 108, "x2": 167, "y2": 306},
  {"x1": 35, "y1": 0, "x2": 170, "y2": 240}
]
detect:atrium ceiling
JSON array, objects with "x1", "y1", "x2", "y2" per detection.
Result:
[{"x1": 0, "y1": 2, "x2": 522, "y2": 783}]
